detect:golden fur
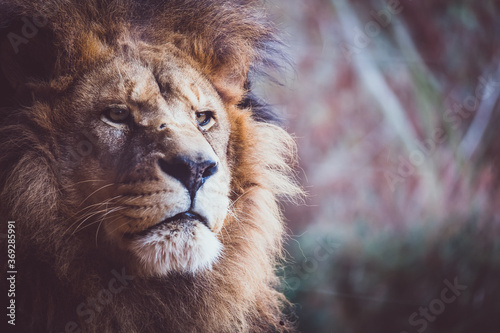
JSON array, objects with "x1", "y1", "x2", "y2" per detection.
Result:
[{"x1": 0, "y1": 0, "x2": 301, "y2": 332}]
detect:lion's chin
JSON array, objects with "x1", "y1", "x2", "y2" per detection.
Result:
[{"x1": 128, "y1": 221, "x2": 223, "y2": 276}]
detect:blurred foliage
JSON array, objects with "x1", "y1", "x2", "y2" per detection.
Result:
[
  {"x1": 265, "y1": 0, "x2": 500, "y2": 331},
  {"x1": 283, "y1": 218, "x2": 500, "y2": 332}
]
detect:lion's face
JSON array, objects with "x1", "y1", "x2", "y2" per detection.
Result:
[
  {"x1": 0, "y1": 2, "x2": 301, "y2": 331},
  {"x1": 58, "y1": 44, "x2": 232, "y2": 276}
]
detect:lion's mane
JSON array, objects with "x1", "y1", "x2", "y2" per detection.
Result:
[{"x1": 0, "y1": 1, "x2": 301, "y2": 332}]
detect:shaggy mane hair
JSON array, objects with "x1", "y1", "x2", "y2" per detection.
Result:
[{"x1": 0, "y1": 1, "x2": 301, "y2": 332}]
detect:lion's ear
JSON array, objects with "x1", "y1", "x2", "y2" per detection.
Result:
[
  {"x1": 174, "y1": 36, "x2": 250, "y2": 105},
  {"x1": 209, "y1": 58, "x2": 249, "y2": 105},
  {"x1": 0, "y1": 16, "x2": 57, "y2": 104}
]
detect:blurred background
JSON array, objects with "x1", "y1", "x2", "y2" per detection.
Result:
[{"x1": 262, "y1": 0, "x2": 500, "y2": 332}]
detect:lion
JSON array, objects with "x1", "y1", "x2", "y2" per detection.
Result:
[{"x1": 0, "y1": 0, "x2": 301, "y2": 332}]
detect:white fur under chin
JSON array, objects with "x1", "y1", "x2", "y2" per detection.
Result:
[{"x1": 129, "y1": 222, "x2": 223, "y2": 276}]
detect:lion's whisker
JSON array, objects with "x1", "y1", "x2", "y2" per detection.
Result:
[
  {"x1": 70, "y1": 209, "x2": 111, "y2": 235},
  {"x1": 228, "y1": 187, "x2": 258, "y2": 211},
  {"x1": 64, "y1": 196, "x2": 122, "y2": 234},
  {"x1": 59, "y1": 179, "x2": 107, "y2": 191},
  {"x1": 78, "y1": 183, "x2": 116, "y2": 207},
  {"x1": 106, "y1": 218, "x2": 136, "y2": 235},
  {"x1": 69, "y1": 207, "x2": 119, "y2": 235},
  {"x1": 71, "y1": 195, "x2": 123, "y2": 217},
  {"x1": 73, "y1": 206, "x2": 127, "y2": 235}
]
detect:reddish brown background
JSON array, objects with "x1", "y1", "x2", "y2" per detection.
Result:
[{"x1": 265, "y1": 0, "x2": 500, "y2": 332}]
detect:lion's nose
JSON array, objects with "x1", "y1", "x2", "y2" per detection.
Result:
[{"x1": 158, "y1": 156, "x2": 218, "y2": 199}]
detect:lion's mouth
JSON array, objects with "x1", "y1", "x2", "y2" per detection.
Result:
[{"x1": 125, "y1": 211, "x2": 208, "y2": 238}]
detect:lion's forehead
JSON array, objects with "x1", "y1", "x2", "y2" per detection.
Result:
[{"x1": 79, "y1": 53, "x2": 223, "y2": 123}]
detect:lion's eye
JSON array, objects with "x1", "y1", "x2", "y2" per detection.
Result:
[
  {"x1": 196, "y1": 111, "x2": 215, "y2": 128},
  {"x1": 104, "y1": 107, "x2": 130, "y2": 123}
]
